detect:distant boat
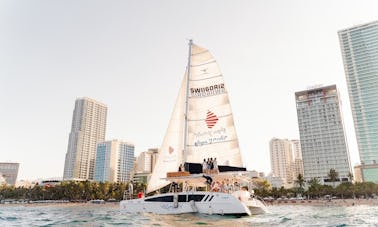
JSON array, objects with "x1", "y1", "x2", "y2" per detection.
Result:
[
  {"x1": 90, "y1": 199, "x2": 105, "y2": 204},
  {"x1": 120, "y1": 40, "x2": 267, "y2": 216}
]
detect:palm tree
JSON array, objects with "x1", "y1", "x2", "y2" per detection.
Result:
[
  {"x1": 328, "y1": 168, "x2": 339, "y2": 188},
  {"x1": 348, "y1": 172, "x2": 354, "y2": 182},
  {"x1": 253, "y1": 179, "x2": 270, "y2": 197},
  {"x1": 308, "y1": 177, "x2": 321, "y2": 199},
  {"x1": 295, "y1": 174, "x2": 305, "y2": 195}
]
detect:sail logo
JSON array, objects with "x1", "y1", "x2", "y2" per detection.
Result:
[
  {"x1": 163, "y1": 146, "x2": 177, "y2": 163},
  {"x1": 190, "y1": 83, "x2": 225, "y2": 97},
  {"x1": 206, "y1": 111, "x2": 218, "y2": 129},
  {"x1": 169, "y1": 146, "x2": 174, "y2": 154}
]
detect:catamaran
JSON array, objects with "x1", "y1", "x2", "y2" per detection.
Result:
[{"x1": 120, "y1": 40, "x2": 267, "y2": 216}]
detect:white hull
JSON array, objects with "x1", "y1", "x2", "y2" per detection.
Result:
[
  {"x1": 245, "y1": 198, "x2": 269, "y2": 215},
  {"x1": 120, "y1": 191, "x2": 253, "y2": 216}
]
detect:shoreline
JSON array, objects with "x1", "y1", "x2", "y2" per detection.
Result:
[
  {"x1": 265, "y1": 198, "x2": 378, "y2": 206},
  {"x1": 0, "y1": 200, "x2": 120, "y2": 207},
  {"x1": 2, "y1": 198, "x2": 378, "y2": 208}
]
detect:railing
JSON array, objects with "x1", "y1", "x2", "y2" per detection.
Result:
[{"x1": 123, "y1": 189, "x2": 132, "y2": 200}]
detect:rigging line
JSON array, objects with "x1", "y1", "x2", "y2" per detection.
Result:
[
  {"x1": 189, "y1": 74, "x2": 223, "y2": 81},
  {"x1": 188, "y1": 113, "x2": 233, "y2": 122},
  {"x1": 191, "y1": 60, "x2": 216, "y2": 67}
]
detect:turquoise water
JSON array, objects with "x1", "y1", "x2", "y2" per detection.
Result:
[{"x1": 1, "y1": 203, "x2": 378, "y2": 226}]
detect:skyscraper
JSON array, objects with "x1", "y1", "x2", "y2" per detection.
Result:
[
  {"x1": 295, "y1": 85, "x2": 352, "y2": 184},
  {"x1": 136, "y1": 151, "x2": 153, "y2": 173},
  {"x1": 291, "y1": 139, "x2": 304, "y2": 181},
  {"x1": 94, "y1": 140, "x2": 135, "y2": 183},
  {"x1": 0, "y1": 162, "x2": 19, "y2": 186},
  {"x1": 338, "y1": 21, "x2": 378, "y2": 183},
  {"x1": 136, "y1": 148, "x2": 159, "y2": 173},
  {"x1": 63, "y1": 97, "x2": 107, "y2": 180},
  {"x1": 269, "y1": 138, "x2": 303, "y2": 187},
  {"x1": 270, "y1": 138, "x2": 294, "y2": 187},
  {"x1": 117, "y1": 142, "x2": 135, "y2": 182}
]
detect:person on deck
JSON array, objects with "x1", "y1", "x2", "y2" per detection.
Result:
[
  {"x1": 213, "y1": 158, "x2": 218, "y2": 174},
  {"x1": 202, "y1": 159, "x2": 207, "y2": 174},
  {"x1": 220, "y1": 181, "x2": 225, "y2": 192},
  {"x1": 210, "y1": 158, "x2": 214, "y2": 174},
  {"x1": 137, "y1": 191, "x2": 144, "y2": 198},
  {"x1": 206, "y1": 158, "x2": 211, "y2": 174},
  {"x1": 129, "y1": 181, "x2": 134, "y2": 199},
  {"x1": 211, "y1": 181, "x2": 220, "y2": 192},
  {"x1": 202, "y1": 175, "x2": 213, "y2": 190}
]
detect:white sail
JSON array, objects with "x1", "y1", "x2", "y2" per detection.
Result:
[
  {"x1": 147, "y1": 42, "x2": 243, "y2": 193},
  {"x1": 146, "y1": 75, "x2": 186, "y2": 193},
  {"x1": 185, "y1": 44, "x2": 242, "y2": 167}
]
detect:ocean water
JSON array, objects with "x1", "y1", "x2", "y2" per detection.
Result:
[{"x1": 1, "y1": 203, "x2": 378, "y2": 226}]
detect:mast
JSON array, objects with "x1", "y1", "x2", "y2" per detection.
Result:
[{"x1": 182, "y1": 39, "x2": 192, "y2": 166}]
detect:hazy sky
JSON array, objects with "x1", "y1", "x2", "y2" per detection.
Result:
[{"x1": 1, "y1": 0, "x2": 378, "y2": 180}]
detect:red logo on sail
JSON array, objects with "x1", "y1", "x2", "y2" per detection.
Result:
[
  {"x1": 206, "y1": 111, "x2": 218, "y2": 129},
  {"x1": 169, "y1": 146, "x2": 174, "y2": 154}
]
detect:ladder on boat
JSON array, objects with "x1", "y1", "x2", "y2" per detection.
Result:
[{"x1": 123, "y1": 190, "x2": 132, "y2": 200}]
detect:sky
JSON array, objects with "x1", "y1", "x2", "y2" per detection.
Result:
[{"x1": 1, "y1": 0, "x2": 378, "y2": 180}]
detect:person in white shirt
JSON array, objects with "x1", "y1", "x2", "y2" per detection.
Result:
[
  {"x1": 213, "y1": 158, "x2": 218, "y2": 174},
  {"x1": 202, "y1": 159, "x2": 207, "y2": 174},
  {"x1": 129, "y1": 181, "x2": 133, "y2": 199}
]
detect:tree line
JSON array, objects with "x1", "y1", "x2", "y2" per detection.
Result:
[
  {"x1": 2, "y1": 169, "x2": 378, "y2": 201},
  {"x1": 253, "y1": 169, "x2": 378, "y2": 200},
  {"x1": 0, "y1": 181, "x2": 145, "y2": 201}
]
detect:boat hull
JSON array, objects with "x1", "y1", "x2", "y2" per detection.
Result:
[
  {"x1": 120, "y1": 191, "x2": 251, "y2": 216},
  {"x1": 245, "y1": 198, "x2": 269, "y2": 215}
]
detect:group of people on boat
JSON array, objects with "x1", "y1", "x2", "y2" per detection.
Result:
[
  {"x1": 210, "y1": 180, "x2": 242, "y2": 193},
  {"x1": 202, "y1": 157, "x2": 218, "y2": 174}
]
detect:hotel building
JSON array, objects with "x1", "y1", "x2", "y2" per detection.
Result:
[
  {"x1": 295, "y1": 85, "x2": 352, "y2": 184},
  {"x1": 63, "y1": 97, "x2": 107, "y2": 180},
  {"x1": 94, "y1": 140, "x2": 135, "y2": 183},
  {"x1": 338, "y1": 21, "x2": 378, "y2": 183}
]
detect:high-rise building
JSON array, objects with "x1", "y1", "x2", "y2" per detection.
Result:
[
  {"x1": 353, "y1": 165, "x2": 363, "y2": 183},
  {"x1": 136, "y1": 151, "x2": 153, "y2": 173},
  {"x1": 291, "y1": 139, "x2": 304, "y2": 180},
  {"x1": 269, "y1": 138, "x2": 294, "y2": 187},
  {"x1": 291, "y1": 140, "x2": 302, "y2": 160},
  {"x1": 136, "y1": 148, "x2": 159, "y2": 173},
  {"x1": 63, "y1": 97, "x2": 107, "y2": 180},
  {"x1": 338, "y1": 21, "x2": 378, "y2": 183},
  {"x1": 290, "y1": 140, "x2": 304, "y2": 180},
  {"x1": 117, "y1": 142, "x2": 135, "y2": 182},
  {"x1": 148, "y1": 148, "x2": 159, "y2": 173},
  {"x1": 94, "y1": 140, "x2": 135, "y2": 183},
  {"x1": 0, "y1": 162, "x2": 19, "y2": 186},
  {"x1": 295, "y1": 85, "x2": 352, "y2": 184}
]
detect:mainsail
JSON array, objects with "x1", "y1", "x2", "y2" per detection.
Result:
[{"x1": 147, "y1": 42, "x2": 243, "y2": 193}]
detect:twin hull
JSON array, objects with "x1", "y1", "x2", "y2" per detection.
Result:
[{"x1": 120, "y1": 191, "x2": 251, "y2": 216}]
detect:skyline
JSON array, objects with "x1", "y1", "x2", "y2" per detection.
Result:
[{"x1": 1, "y1": 1, "x2": 378, "y2": 180}]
